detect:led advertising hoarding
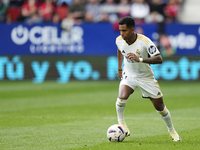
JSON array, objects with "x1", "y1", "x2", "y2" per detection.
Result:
[
  {"x1": 0, "y1": 56, "x2": 199, "y2": 83},
  {"x1": 0, "y1": 23, "x2": 200, "y2": 56}
]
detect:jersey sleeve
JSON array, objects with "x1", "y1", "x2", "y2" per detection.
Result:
[{"x1": 137, "y1": 34, "x2": 160, "y2": 57}]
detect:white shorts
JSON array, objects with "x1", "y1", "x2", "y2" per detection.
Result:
[{"x1": 120, "y1": 76, "x2": 163, "y2": 99}]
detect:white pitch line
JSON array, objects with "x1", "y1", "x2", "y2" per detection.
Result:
[{"x1": 104, "y1": 116, "x2": 200, "y2": 120}]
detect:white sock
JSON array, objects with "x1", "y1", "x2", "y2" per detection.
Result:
[
  {"x1": 116, "y1": 98, "x2": 127, "y2": 122},
  {"x1": 157, "y1": 106, "x2": 175, "y2": 132}
]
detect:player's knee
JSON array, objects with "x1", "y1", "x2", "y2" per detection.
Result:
[
  {"x1": 118, "y1": 85, "x2": 134, "y2": 99},
  {"x1": 118, "y1": 90, "x2": 133, "y2": 99},
  {"x1": 118, "y1": 94, "x2": 129, "y2": 100},
  {"x1": 153, "y1": 102, "x2": 165, "y2": 111},
  {"x1": 155, "y1": 105, "x2": 165, "y2": 111},
  {"x1": 150, "y1": 97, "x2": 165, "y2": 111}
]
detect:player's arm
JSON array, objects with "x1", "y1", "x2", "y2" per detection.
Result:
[
  {"x1": 143, "y1": 54, "x2": 163, "y2": 64},
  {"x1": 117, "y1": 49, "x2": 124, "y2": 78},
  {"x1": 143, "y1": 42, "x2": 163, "y2": 64},
  {"x1": 127, "y1": 53, "x2": 163, "y2": 64},
  {"x1": 127, "y1": 41, "x2": 163, "y2": 64}
]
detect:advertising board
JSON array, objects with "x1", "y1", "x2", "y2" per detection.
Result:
[
  {"x1": 0, "y1": 23, "x2": 200, "y2": 56},
  {"x1": 0, "y1": 55, "x2": 199, "y2": 83}
]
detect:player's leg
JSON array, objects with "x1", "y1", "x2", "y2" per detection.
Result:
[
  {"x1": 150, "y1": 97, "x2": 174, "y2": 131},
  {"x1": 118, "y1": 84, "x2": 134, "y2": 100},
  {"x1": 150, "y1": 97, "x2": 181, "y2": 142},
  {"x1": 116, "y1": 84, "x2": 134, "y2": 136},
  {"x1": 136, "y1": 79, "x2": 181, "y2": 141}
]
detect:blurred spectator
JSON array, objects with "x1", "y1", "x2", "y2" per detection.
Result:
[
  {"x1": 9, "y1": 0, "x2": 23, "y2": 6},
  {"x1": 55, "y1": 3, "x2": 68, "y2": 21},
  {"x1": 61, "y1": 12, "x2": 74, "y2": 31},
  {"x1": 117, "y1": 0, "x2": 131, "y2": 18},
  {"x1": 130, "y1": 0, "x2": 150, "y2": 24},
  {"x1": 112, "y1": 0, "x2": 130, "y2": 30},
  {"x1": 145, "y1": 0, "x2": 165, "y2": 24},
  {"x1": 100, "y1": 0, "x2": 118, "y2": 23},
  {"x1": 85, "y1": 0, "x2": 101, "y2": 22},
  {"x1": 57, "y1": 0, "x2": 73, "y2": 5},
  {"x1": 176, "y1": 0, "x2": 184, "y2": 8},
  {"x1": 25, "y1": 11, "x2": 42, "y2": 24},
  {"x1": 5, "y1": 13, "x2": 12, "y2": 24},
  {"x1": 2, "y1": 0, "x2": 8, "y2": 6},
  {"x1": 164, "y1": 0, "x2": 180, "y2": 23},
  {"x1": 0, "y1": 0, "x2": 7, "y2": 22},
  {"x1": 135, "y1": 25, "x2": 144, "y2": 34},
  {"x1": 69, "y1": 0, "x2": 85, "y2": 24},
  {"x1": 39, "y1": 0, "x2": 55, "y2": 22},
  {"x1": 158, "y1": 33, "x2": 175, "y2": 57},
  {"x1": 17, "y1": 0, "x2": 39, "y2": 22},
  {"x1": 52, "y1": 12, "x2": 60, "y2": 24}
]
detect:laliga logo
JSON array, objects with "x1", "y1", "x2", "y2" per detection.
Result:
[{"x1": 11, "y1": 25, "x2": 29, "y2": 45}]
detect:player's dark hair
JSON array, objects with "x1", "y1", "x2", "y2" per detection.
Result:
[{"x1": 118, "y1": 16, "x2": 135, "y2": 28}]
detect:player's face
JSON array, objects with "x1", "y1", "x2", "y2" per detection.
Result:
[{"x1": 119, "y1": 24, "x2": 134, "y2": 42}]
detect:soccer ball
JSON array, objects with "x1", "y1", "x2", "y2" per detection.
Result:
[{"x1": 107, "y1": 124, "x2": 126, "y2": 142}]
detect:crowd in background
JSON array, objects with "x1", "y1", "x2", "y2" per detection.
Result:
[
  {"x1": 0, "y1": 0, "x2": 184, "y2": 26},
  {"x1": 0, "y1": 0, "x2": 184, "y2": 57}
]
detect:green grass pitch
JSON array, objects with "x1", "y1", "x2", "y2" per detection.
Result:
[{"x1": 0, "y1": 80, "x2": 200, "y2": 150}]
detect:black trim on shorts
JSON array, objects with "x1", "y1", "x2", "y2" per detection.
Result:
[{"x1": 142, "y1": 96, "x2": 150, "y2": 99}]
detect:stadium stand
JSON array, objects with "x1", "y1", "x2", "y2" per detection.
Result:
[
  {"x1": 178, "y1": 0, "x2": 200, "y2": 24},
  {"x1": 55, "y1": 5, "x2": 68, "y2": 21},
  {"x1": 6, "y1": 6, "x2": 21, "y2": 22}
]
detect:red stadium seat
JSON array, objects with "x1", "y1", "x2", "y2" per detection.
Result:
[
  {"x1": 6, "y1": 7, "x2": 21, "y2": 22},
  {"x1": 55, "y1": 6, "x2": 68, "y2": 21}
]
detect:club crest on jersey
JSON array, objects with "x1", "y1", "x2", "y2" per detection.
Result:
[
  {"x1": 148, "y1": 45, "x2": 157, "y2": 54},
  {"x1": 136, "y1": 49, "x2": 140, "y2": 55}
]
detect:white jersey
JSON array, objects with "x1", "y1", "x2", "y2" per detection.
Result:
[{"x1": 116, "y1": 33, "x2": 160, "y2": 81}]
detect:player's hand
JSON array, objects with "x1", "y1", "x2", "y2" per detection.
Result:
[
  {"x1": 127, "y1": 53, "x2": 139, "y2": 62},
  {"x1": 117, "y1": 70, "x2": 122, "y2": 79}
]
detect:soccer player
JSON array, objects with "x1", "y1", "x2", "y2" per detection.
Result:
[{"x1": 115, "y1": 16, "x2": 181, "y2": 142}]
